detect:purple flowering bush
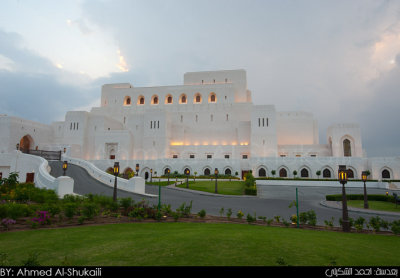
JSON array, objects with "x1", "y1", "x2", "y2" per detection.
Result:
[
  {"x1": 1, "y1": 218, "x2": 16, "y2": 230},
  {"x1": 32, "y1": 211, "x2": 50, "y2": 225}
]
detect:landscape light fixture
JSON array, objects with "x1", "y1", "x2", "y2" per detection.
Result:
[
  {"x1": 362, "y1": 171, "x2": 369, "y2": 209},
  {"x1": 185, "y1": 169, "x2": 190, "y2": 188},
  {"x1": 113, "y1": 162, "x2": 119, "y2": 202},
  {"x1": 338, "y1": 165, "x2": 350, "y2": 232},
  {"x1": 136, "y1": 164, "x2": 139, "y2": 177},
  {"x1": 215, "y1": 168, "x2": 219, "y2": 193},
  {"x1": 62, "y1": 161, "x2": 68, "y2": 176}
]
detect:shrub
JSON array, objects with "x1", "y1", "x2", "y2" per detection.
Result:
[
  {"x1": 237, "y1": 210, "x2": 244, "y2": 219},
  {"x1": 326, "y1": 194, "x2": 395, "y2": 203},
  {"x1": 81, "y1": 202, "x2": 99, "y2": 220},
  {"x1": 246, "y1": 213, "x2": 256, "y2": 224},
  {"x1": 299, "y1": 210, "x2": 317, "y2": 226},
  {"x1": 354, "y1": 217, "x2": 365, "y2": 232},
  {"x1": 324, "y1": 217, "x2": 334, "y2": 229},
  {"x1": 274, "y1": 215, "x2": 281, "y2": 223},
  {"x1": 119, "y1": 197, "x2": 133, "y2": 214},
  {"x1": 0, "y1": 203, "x2": 31, "y2": 220},
  {"x1": 244, "y1": 187, "x2": 257, "y2": 196},
  {"x1": 258, "y1": 216, "x2": 267, "y2": 222},
  {"x1": 290, "y1": 214, "x2": 297, "y2": 224},
  {"x1": 368, "y1": 216, "x2": 389, "y2": 232},
  {"x1": 390, "y1": 220, "x2": 400, "y2": 235},
  {"x1": 176, "y1": 201, "x2": 193, "y2": 217},
  {"x1": 63, "y1": 203, "x2": 78, "y2": 219},
  {"x1": 219, "y1": 207, "x2": 224, "y2": 217},
  {"x1": 226, "y1": 208, "x2": 232, "y2": 220},
  {"x1": 198, "y1": 209, "x2": 206, "y2": 218}
]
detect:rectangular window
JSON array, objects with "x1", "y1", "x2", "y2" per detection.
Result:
[
  {"x1": 266, "y1": 118, "x2": 269, "y2": 127},
  {"x1": 262, "y1": 118, "x2": 265, "y2": 127},
  {"x1": 190, "y1": 154, "x2": 195, "y2": 159},
  {"x1": 76, "y1": 123, "x2": 79, "y2": 130},
  {"x1": 280, "y1": 155, "x2": 286, "y2": 157},
  {"x1": 150, "y1": 121, "x2": 152, "y2": 129},
  {"x1": 207, "y1": 154, "x2": 212, "y2": 159},
  {"x1": 224, "y1": 155, "x2": 230, "y2": 159},
  {"x1": 258, "y1": 118, "x2": 260, "y2": 127},
  {"x1": 310, "y1": 154, "x2": 317, "y2": 157},
  {"x1": 173, "y1": 155, "x2": 178, "y2": 159},
  {"x1": 242, "y1": 155, "x2": 248, "y2": 159},
  {"x1": 158, "y1": 121, "x2": 160, "y2": 129}
]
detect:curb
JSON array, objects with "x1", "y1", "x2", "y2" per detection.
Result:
[
  {"x1": 320, "y1": 200, "x2": 400, "y2": 217},
  {"x1": 162, "y1": 184, "x2": 257, "y2": 198}
]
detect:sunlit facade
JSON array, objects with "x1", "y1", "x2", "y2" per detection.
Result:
[{"x1": 0, "y1": 69, "x2": 399, "y2": 181}]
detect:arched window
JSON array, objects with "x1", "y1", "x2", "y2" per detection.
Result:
[
  {"x1": 151, "y1": 95, "x2": 159, "y2": 105},
  {"x1": 204, "y1": 168, "x2": 211, "y2": 176},
  {"x1": 166, "y1": 95, "x2": 173, "y2": 104},
  {"x1": 300, "y1": 168, "x2": 309, "y2": 178},
  {"x1": 194, "y1": 93, "x2": 202, "y2": 103},
  {"x1": 124, "y1": 96, "x2": 131, "y2": 106},
  {"x1": 225, "y1": 168, "x2": 232, "y2": 176},
  {"x1": 209, "y1": 93, "x2": 216, "y2": 103},
  {"x1": 343, "y1": 139, "x2": 352, "y2": 157},
  {"x1": 138, "y1": 96, "x2": 145, "y2": 105},
  {"x1": 164, "y1": 168, "x2": 170, "y2": 175},
  {"x1": 258, "y1": 168, "x2": 267, "y2": 177},
  {"x1": 279, "y1": 168, "x2": 287, "y2": 178},
  {"x1": 323, "y1": 169, "x2": 331, "y2": 178},
  {"x1": 382, "y1": 169, "x2": 391, "y2": 179},
  {"x1": 180, "y1": 94, "x2": 187, "y2": 104}
]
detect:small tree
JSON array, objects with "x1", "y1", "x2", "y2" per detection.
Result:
[
  {"x1": 194, "y1": 172, "x2": 197, "y2": 182},
  {"x1": 293, "y1": 170, "x2": 298, "y2": 178},
  {"x1": 316, "y1": 170, "x2": 321, "y2": 179},
  {"x1": 271, "y1": 170, "x2": 276, "y2": 178}
]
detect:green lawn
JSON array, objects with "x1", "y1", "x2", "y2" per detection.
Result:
[
  {"x1": 348, "y1": 200, "x2": 400, "y2": 213},
  {"x1": 0, "y1": 222, "x2": 399, "y2": 266},
  {"x1": 175, "y1": 180, "x2": 246, "y2": 195}
]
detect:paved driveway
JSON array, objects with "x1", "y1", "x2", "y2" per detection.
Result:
[{"x1": 49, "y1": 161, "x2": 400, "y2": 226}]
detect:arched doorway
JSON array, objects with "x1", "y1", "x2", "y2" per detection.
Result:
[
  {"x1": 258, "y1": 168, "x2": 267, "y2": 177},
  {"x1": 279, "y1": 168, "x2": 288, "y2": 178},
  {"x1": 204, "y1": 168, "x2": 211, "y2": 176},
  {"x1": 224, "y1": 168, "x2": 232, "y2": 176},
  {"x1": 323, "y1": 169, "x2": 331, "y2": 178},
  {"x1": 19, "y1": 135, "x2": 34, "y2": 153}
]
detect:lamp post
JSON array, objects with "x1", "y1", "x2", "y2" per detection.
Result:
[
  {"x1": 185, "y1": 169, "x2": 190, "y2": 189},
  {"x1": 167, "y1": 169, "x2": 170, "y2": 185},
  {"x1": 215, "y1": 168, "x2": 219, "y2": 193},
  {"x1": 62, "y1": 161, "x2": 68, "y2": 176},
  {"x1": 362, "y1": 171, "x2": 369, "y2": 209},
  {"x1": 338, "y1": 165, "x2": 350, "y2": 232},
  {"x1": 113, "y1": 162, "x2": 119, "y2": 202},
  {"x1": 136, "y1": 163, "x2": 139, "y2": 177}
]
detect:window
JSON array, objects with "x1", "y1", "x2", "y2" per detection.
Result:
[
  {"x1": 280, "y1": 155, "x2": 287, "y2": 157},
  {"x1": 258, "y1": 168, "x2": 266, "y2": 177},
  {"x1": 347, "y1": 169, "x2": 355, "y2": 179},
  {"x1": 242, "y1": 155, "x2": 248, "y2": 159},
  {"x1": 343, "y1": 139, "x2": 352, "y2": 157},
  {"x1": 190, "y1": 154, "x2": 195, "y2": 159},
  {"x1": 138, "y1": 96, "x2": 145, "y2": 105},
  {"x1": 152, "y1": 96, "x2": 159, "y2": 105},
  {"x1": 195, "y1": 115, "x2": 198, "y2": 122},
  {"x1": 166, "y1": 95, "x2": 173, "y2": 104},
  {"x1": 181, "y1": 95, "x2": 187, "y2": 104},
  {"x1": 124, "y1": 96, "x2": 131, "y2": 106},
  {"x1": 382, "y1": 169, "x2": 391, "y2": 179},
  {"x1": 209, "y1": 93, "x2": 216, "y2": 103},
  {"x1": 207, "y1": 154, "x2": 212, "y2": 159},
  {"x1": 172, "y1": 155, "x2": 178, "y2": 159},
  {"x1": 300, "y1": 169, "x2": 309, "y2": 178},
  {"x1": 323, "y1": 169, "x2": 331, "y2": 178},
  {"x1": 194, "y1": 93, "x2": 202, "y2": 103},
  {"x1": 225, "y1": 168, "x2": 232, "y2": 175},
  {"x1": 224, "y1": 155, "x2": 230, "y2": 159},
  {"x1": 204, "y1": 168, "x2": 211, "y2": 176},
  {"x1": 279, "y1": 168, "x2": 288, "y2": 178},
  {"x1": 226, "y1": 114, "x2": 229, "y2": 121}
]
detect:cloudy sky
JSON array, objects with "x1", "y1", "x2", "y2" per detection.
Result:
[{"x1": 0, "y1": 0, "x2": 399, "y2": 157}]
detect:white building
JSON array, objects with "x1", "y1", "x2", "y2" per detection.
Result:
[{"x1": 1, "y1": 69, "x2": 399, "y2": 182}]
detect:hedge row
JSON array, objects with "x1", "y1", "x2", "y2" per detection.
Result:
[{"x1": 326, "y1": 194, "x2": 395, "y2": 203}]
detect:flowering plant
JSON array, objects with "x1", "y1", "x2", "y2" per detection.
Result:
[
  {"x1": 1, "y1": 218, "x2": 16, "y2": 230},
  {"x1": 32, "y1": 211, "x2": 50, "y2": 225}
]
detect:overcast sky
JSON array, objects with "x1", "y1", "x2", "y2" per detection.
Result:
[{"x1": 0, "y1": 0, "x2": 399, "y2": 157}]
